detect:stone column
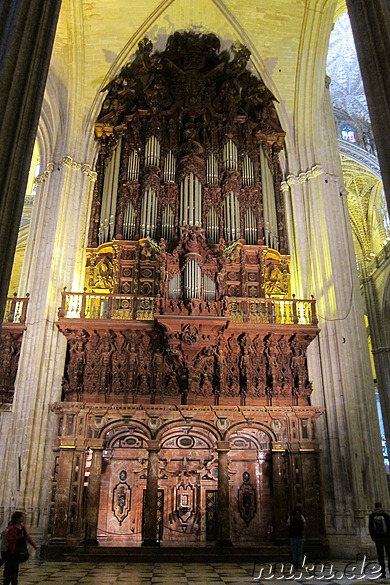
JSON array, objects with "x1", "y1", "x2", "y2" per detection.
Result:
[
  {"x1": 52, "y1": 446, "x2": 74, "y2": 540},
  {"x1": 346, "y1": 0, "x2": 390, "y2": 212},
  {"x1": 217, "y1": 440, "x2": 232, "y2": 546},
  {"x1": 0, "y1": 0, "x2": 62, "y2": 321},
  {"x1": 85, "y1": 444, "x2": 103, "y2": 543},
  {"x1": 142, "y1": 440, "x2": 160, "y2": 546},
  {"x1": 361, "y1": 272, "x2": 390, "y2": 462}
]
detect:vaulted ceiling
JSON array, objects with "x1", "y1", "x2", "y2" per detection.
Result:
[{"x1": 327, "y1": 11, "x2": 388, "y2": 265}]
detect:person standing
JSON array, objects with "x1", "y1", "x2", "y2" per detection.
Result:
[
  {"x1": 287, "y1": 504, "x2": 306, "y2": 572},
  {"x1": 369, "y1": 502, "x2": 390, "y2": 578},
  {"x1": 3, "y1": 511, "x2": 37, "y2": 585}
]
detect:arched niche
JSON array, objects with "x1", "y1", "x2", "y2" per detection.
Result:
[{"x1": 98, "y1": 423, "x2": 151, "y2": 546}]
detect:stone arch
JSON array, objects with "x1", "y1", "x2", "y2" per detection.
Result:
[
  {"x1": 99, "y1": 419, "x2": 152, "y2": 444},
  {"x1": 156, "y1": 418, "x2": 221, "y2": 445},
  {"x1": 224, "y1": 420, "x2": 277, "y2": 443}
]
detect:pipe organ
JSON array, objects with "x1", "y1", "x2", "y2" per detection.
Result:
[{"x1": 53, "y1": 33, "x2": 324, "y2": 551}]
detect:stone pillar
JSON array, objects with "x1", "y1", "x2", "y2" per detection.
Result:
[
  {"x1": 217, "y1": 440, "x2": 232, "y2": 546},
  {"x1": 346, "y1": 0, "x2": 390, "y2": 213},
  {"x1": 361, "y1": 273, "x2": 390, "y2": 463},
  {"x1": 0, "y1": 0, "x2": 62, "y2": 321},
  {"x1": 52, "y1": 446, "x2": 74, "y2": 540},
  {"x1": 142, "y1": 440, "x2": 160, "y2": 546},
  {"x1": 85, "y1": 445, "x2": 103, "y2": 543}
]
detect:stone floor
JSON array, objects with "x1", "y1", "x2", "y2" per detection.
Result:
[{"x1": 8, "y1": 558, "x2": 389, "y2": 584}]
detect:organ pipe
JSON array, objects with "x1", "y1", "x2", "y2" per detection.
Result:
[
  {"x1": 99, "y1": 137, "x2": 122, "y2": 244},
  {"x1": 123, "y1": 201, "x2": 136, "y2": 240},
  {"x1": 168, "y1": 274, "x2": 181, "y2": 299},
  {"x1": 162, "y1": 205, "x2": 174, "y2": 242},
  {"x1": 164, "y1": 151, "x2": 176, "y2": 183},
  {"x1": 223, "y1": 192, "x2": 240, "y2": 241},
  {"x1": 206, "y1": 153, "x2": 218, "y2": 185},
  {"x1": 244, "y1": 207, "x2": 257, "y2": 245},
  {"x1": 179, "y1": 174, "x2": 202, "y2": 228},
  {"x1": 206, "y1": 207, "x2": 219, "y2": 244},
  {"x1": 140, "y1": 188, "x2": 158, "y2": 238},
  {"x1": 184, "y1": 259, "x2": 201, "y2": 300},
  {"x1": 145, "y1": 136, "x2": 161, "y2": 167},
  {"x1": 127, "y1": 149, "x2": 140, "y2": 181},
  {"x1": 260, "y1": 147, "x2": 278, "y2": 250},
  {"x1": 223, "y1": 139, "x2": 238, "y2": 171},
  {"x1": 242, "y1": 155, "x2": 254, "y2": 187},
  {"x1": 204, "y1": 274, "x2": 216, "y2": 301}
]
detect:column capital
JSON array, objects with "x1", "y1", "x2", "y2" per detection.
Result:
[
  {"x1": 146, "y1": 439, "x2": 160, "y2": 452},
  {"x1": 87, "y1": 439, "x2": 104, "y2": 450},
  {"x1": 217, "y1": 440, "x2": 230, "y2": 452}
]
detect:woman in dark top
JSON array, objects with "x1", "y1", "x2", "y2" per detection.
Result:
[{"x1": 3, "y1": 511, "x2": 37, "y2": 585}]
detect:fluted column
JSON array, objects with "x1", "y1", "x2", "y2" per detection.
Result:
[
  {"x1": 346, "y1": 0, "x2": 390, "y2": 213},
  {"x1": 142, "y1": 440, "x2": 160, "y2": 546},
  {"x1": 217, "y1": 440, "x2": 232, "y2": 546},
  {"x1": 0, "y1": 0, "x2": 62, "y2": 322},
  {"x1": 85, "y1": 444, "x2": 103, "y2": 543},
  {"x1": 361, "y1": 272, "x2": 390, "y2": 460}
]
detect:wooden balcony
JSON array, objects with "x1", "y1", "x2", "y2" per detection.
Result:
[
  {"x1": 2, "y1": 293, "x2": 30, "y2": 332},
  {"x1": 57, "y1": 290, "x2": 318, "y2": 328}
]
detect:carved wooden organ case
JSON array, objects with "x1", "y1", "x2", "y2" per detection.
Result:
[{"x1": 58, "y1": 32, "x2": 319, "y2": 407}]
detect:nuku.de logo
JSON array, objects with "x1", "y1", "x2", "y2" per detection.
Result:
[{"x1": 253, "y1": 555, "x2": 382, "y2": 581}]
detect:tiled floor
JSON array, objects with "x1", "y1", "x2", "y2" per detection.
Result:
[
  {"x1": 11, "y1": 561, "x2": 254, "y2": 584},
  {"x1": 9, "y1": 559, "x2": 389, "y2": 584}
]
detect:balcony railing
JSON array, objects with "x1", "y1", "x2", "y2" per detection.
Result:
[
  {"x1": 58, "y1": 291, "x2": 156, "y2": 321},
  {"x1": 58, "y1": 290, "x2": 318, "y2": 326},
  {"x1": 3, "y1": 294, "x2": 30, "y2": 325},
  {"x1": 227, "y1": 296, "x2": 317, "y2": 325}
]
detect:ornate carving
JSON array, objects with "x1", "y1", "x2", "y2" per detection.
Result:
[
  {"x1": 263, "y1": 262, "x2": 289, "y2": 297},
  {"x1": 182, "y1": 324, "x2": 200, "y2": 345},
  {"x1": 112, "y1": 470, "x2": 131, "y2": 525},
  {"x1": 238, "y1": 472, "x2": 256, "y2": 526},
  {"x1": 0, "y1": 333, "x2": 22, "y2": 403}
]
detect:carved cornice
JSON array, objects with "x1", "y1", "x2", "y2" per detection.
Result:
[
  {"x1": 280, "y1": 164, "x2": 324, "y2": 191},
  {"x1": 36, "y1": 156, "x2": 97, "y2": 184}
]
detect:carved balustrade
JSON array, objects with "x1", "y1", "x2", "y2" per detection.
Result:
[
  {"x1": 58, "y1": 291, "x2": 156, "y2": 321},
  {"x1": 58, "y1": 290, "x2": 317, "y2": 327},
  {"x1": 3, "y1": 293, "x2": 29, "y2": 326}
]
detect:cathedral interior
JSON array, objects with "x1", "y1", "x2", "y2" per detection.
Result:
[{"x1": 0, "y1": 0, "x2": 389, "y2": 560}]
